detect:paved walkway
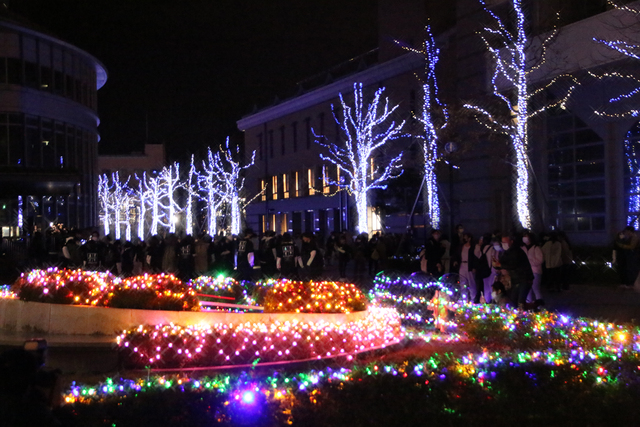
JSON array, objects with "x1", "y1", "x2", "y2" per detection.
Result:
[{"x1": 542, "y1": 284, "x2": 640, "y2": 323}]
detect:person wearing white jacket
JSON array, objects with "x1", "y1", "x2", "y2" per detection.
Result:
[{"x1": 521, "y1": 232, "x2": 544, "y2": 304}]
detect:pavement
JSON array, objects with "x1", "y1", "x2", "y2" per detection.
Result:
[{"x1": 541, "y1": 284, "x2": 640, "y2": 324}]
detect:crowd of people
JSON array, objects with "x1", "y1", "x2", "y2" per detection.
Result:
[
  {"x1": 48, "y1": 227, "x2": 412, "y2": 285},
  {"x1": 419, "y1": 225, "x2": 575, "y2": 310},
  {"x1": 19, "y1": 222, "x2": 640, "y2": 312}
]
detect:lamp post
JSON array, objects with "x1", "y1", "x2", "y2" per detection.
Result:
[{"x1": 444, "y1": 141, "x2": 457, "y2": 239}]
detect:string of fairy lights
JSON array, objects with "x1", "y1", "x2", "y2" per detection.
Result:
[
  {"x1": 98, "y1": 138, "x2": 256, "y2": 240},
  {"x1": 315, "y1": 82, "x2": 405, "y2": 234},
  {"x1": 116, "y1": 306, "x2": 402, "y2": 369},
  {"x1": 4, "y1": 267, "x2": 640, "y2": 420},
  {"x1": 64, "y1": 303, "x2": 640, "y2": 420},
  {"x1": 464, "y1": 0, "x2": 578, "y2": 230}
]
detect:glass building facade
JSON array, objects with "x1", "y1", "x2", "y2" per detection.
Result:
[{"x1": 0, "y1": 18, "x2": 106, "y2": 235}]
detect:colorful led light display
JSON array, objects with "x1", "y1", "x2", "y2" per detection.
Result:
[
  {"x1": 260, "y1": 279, "x2": 367, "y2": 314},
  {"x1": 116, "y1": 306, "x2": 402, "y2": 369}
]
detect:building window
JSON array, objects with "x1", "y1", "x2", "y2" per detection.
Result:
[
  {"x1": 292, "y1": 122, "x2": 298, "y2": 152},
  {"x1": 283, "y1": 173, "x2": 289, "y2": 199},
  {"x1": 281, "y1": 212, "x2": 288, "y2": 233},
  {"x1": 272, "y1": 175, "x2": 278, "y2": 200},
  {"x1": 269, "y1": 130, "x2": 274, "y2": 159},
  {"x1": 294, "y1": 171, "x2": 299, "y2": 197},
  {"x1": 547, "y1": 109, "x2": 606, "y2": 231},
  {"x1": 370, "y1": 157, "x2": 375, "y2": 180},
  {"x1": 318, "y1": 112, "x2": 325, "y2": 137},
  {"x1": 280, "y1": 126, "x2": 285, "y2": 155},
  {"x1": 305, "y1": 117, "x2": 311, "y2": 149},
  {"x1": 307, "y1": 168, "x2": 315, "y2": 196},
  {"x1": 260, "y1": 179, "x2": 267, "y2": 201},
  {"x1": 322, "y1": 165, "x2": 330, "y2": 194}
]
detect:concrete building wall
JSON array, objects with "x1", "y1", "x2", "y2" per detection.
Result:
[{"x1": 238, "y1": 0, "x2": 640, "y2": 246}]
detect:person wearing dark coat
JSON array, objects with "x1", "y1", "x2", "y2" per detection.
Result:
[
  {"x1": 177, "y1": 235, "x2": 196, "y2": 281},
  {"x1": 423, "y1": 229, "x2": 445, "y2": 278},
  {"x1": 498, "y1": 234, "x2": 534, "y2": 309},
  {"x1": 236, "y1": 229, "x2": 256, "y2": 282},
  {"x1": 300, "y1": 232, "x2": 323, "y2": 280}
]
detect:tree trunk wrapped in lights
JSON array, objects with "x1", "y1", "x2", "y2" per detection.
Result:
[
  {"x1": 593, "y1": 2, "x2": 640, "y2": 227},
  {"x1": 159, "y1": 162, "x2": 182, "y2": 234},
  {"x1": 202, "y1": 138, "x2": 256, "y2": 235},
  {"x1": 400, "y1": 26, "x2": 448, "y2": 230},
  {"x1": 464, "y1": 0, "x2": 578, "y2": 230},
  {"x1": 315, "y1": 82, "x2": 405, "y2": 234}
]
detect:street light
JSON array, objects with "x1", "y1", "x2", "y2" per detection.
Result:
[{"x1": 444, "y1": 142, "x2": 457, "y2": 239}]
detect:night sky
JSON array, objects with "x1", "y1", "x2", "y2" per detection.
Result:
[{"x1": 5, "y1": 0, "x2": 378, "y2": 161}]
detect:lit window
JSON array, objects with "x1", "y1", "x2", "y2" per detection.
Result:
[
  {"x1": 272, "y1": 175, "x2": 278, "y2": 200},
  {"x1": 261, "y1": 179, "x2": 267, "y2": 201},
  {"x1": 370, "y1": 158, "x2": 375, "y2": 180},
  {"x1": 283, "y1": 173, "x2": 289, "y2": 199},
  {"x1": 294, "y1": 171, "x2": 300, "y2": 197},
  {"x1": 323, "y1": 165, "x2": 330, "y2": 194},
  {"x1": 307, "y1": 168, "x2": 315, "y2": 196}
]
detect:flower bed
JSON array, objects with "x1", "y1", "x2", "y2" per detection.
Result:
[
  {"x1": 259, "y1": 279, "x2": 367, "y2": 314},
  {"x1": 10, "y1": 268, "x2": 198, "y2": 311},
  {"x1": 116, "y1": 306, "x2": 401, "y2": 369},
  {"x1": 13, "y1": 268, "x2": 113, "y2": 306}
]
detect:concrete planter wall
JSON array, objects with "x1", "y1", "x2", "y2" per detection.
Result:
[{"x1": 0, "y1": 299, "x2": 368, "y2": 336}]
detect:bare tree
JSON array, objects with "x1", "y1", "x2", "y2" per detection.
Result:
[
  {"x1": 464, "y1": 0, "x2": 578, "y2": 229},
  {"x1": 315, "y1": 83, "x2": 405, "y2": 234}
]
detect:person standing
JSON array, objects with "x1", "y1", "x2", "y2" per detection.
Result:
[
  {"x1": 162, "y1": 234, "x2": 178, "y2": 274},
  {"x1": 353, "y1": 233, "x2": 368, "y2": 284},
  {"x1": 450, "y1": 224, "x2": 465, "y2": 273},
  {"x1": 236, "y1": 229, "x2": 256, "y2": 282},
  {"x1": 615, "y1": 226, "x2": 639, "y2": 288},
  {"x1": 177, "y1": 235, "x2": 196, "y2": 281},
  {"x1": 82, "y1": 231, "x2": 103, "y2": 270},
  {"x1": 422, "y1": 229, "x2": 445, "y2": 278},
  {"x1": 277, "y1": 233, "x2": 299, "y2": 279},
  {"x1": 335, "y1": 234, "x2": 352, "y2": 281},
  {"x1": 498, "y1": 234, "x2": 533, "y2": 309},
  {"x1": 300, "y1": 232, "x2": 323, "y2": 280},
  {"x1": 454, "y1": 232, "x2": 478, "y2": 301},
  {"x1": 542, "y1": 232, "x2": 563, "y2": 292},
  {"x1": 260, "y1": 230, "x2": 278, "y2": 278},
  {"x1": 522, "y1": 231, "x2": 544, "y2": 305},
  {"x1": 194, "y1": 235, "x2": 211, "y2": 276},
  {"x1": 474, "y1": 234, "x2": 492, "y2": 303}
]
